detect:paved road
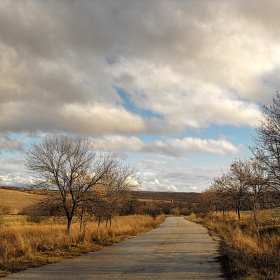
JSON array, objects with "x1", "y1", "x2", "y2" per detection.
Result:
[{"x1": 8, "y1": 217, "x2": 223, "y2": 279}]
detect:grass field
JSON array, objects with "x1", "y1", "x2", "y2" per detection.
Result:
[
  {"x1": 0, "y1": 188, "x2": 44, "y2": 214},
  {"x1": 187, "y1": 210, "x2": 280, "y2": 280}
]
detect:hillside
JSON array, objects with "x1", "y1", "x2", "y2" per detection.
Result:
[
  {"x1": 0, "y1": 186, "x2": 202, "y2": 215},
  {"x1": 131, "y1": 191, "x2": 201, "y2": 203},
  {"x1": 0, "y1": 187, "x2": 44, "y2": 214}
]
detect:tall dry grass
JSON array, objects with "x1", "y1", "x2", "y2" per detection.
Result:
[
  {"x1": 0, "y1": 215, "x2": 165, "y2": 276},
  {"x1": 188, "y1": 212, "x2": 280, "y2": 280}
]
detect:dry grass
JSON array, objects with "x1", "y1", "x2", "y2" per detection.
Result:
[
  {"x1": 0, "y1": 189, "x2": 44, "y2": 214},
  {"x1": 187, "y1": 211, "x2": 280, "y2": 280},
  {"x1": 0, "y1": 214, "x2": 165, "y2": 277}
]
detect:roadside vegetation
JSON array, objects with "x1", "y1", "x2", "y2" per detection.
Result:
[
  {"x1": 191, "y1": 92, "x2": 280, "y2": 279},
  {"x1": 188, "y1": 211, "x2": 280, "y2": 280}
]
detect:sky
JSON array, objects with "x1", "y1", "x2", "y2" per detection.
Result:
[{"x1": 0, "y1": 0, "x2": 279, "y2": 192}]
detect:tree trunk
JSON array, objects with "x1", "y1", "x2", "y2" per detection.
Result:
[
  {"x1": 253, "y1": 202, "x2": 260, "y2": 237},
  {"x1": 237, "y1": 205, "x2": 241, "y2": 220},
  {"x1": 67, "y1": 216, "x2": 72, "y2": 234},
  {"x1": 79, "y1": 216, "x2": 83, "y2": 232}
]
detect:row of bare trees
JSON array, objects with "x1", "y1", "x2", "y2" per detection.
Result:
[
  {"x1": 203, "y1": 159, "x2": 275, "y2": 231},
  {"x1": 203, "y1": 92, "x2": 280, "y2": 232},
  {"x1": 25, "y1": 135, "x2": 138, "y2": 233}
]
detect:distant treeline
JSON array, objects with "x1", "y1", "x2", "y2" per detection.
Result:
[
  {"x1": 131, "y1": 190, "x2": 201, "y2": 203},
  {"x1": 0, "y1": 186, "x2": 202, "y2": 203}
]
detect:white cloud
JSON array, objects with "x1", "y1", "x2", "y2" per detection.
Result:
[
  {"x1": 141, "y1": 178, "x2": 178, "y2": 192},
  {"x1": 151, "y1": 137, "x2": 243, "y2": 157},
  {"x1": 91, "y1": 134, "x2": 243, "y2": 157},
  {"x1": 142, "y1": 172, "x2": 156, "y2": 177},
  {"x1": 60, "y1": 104, "x2": 146, "y2": 135},
  {"x1": 93, "y1": 135, "x2": 147, "y2": 152},
  {"x1": 167, "y1": 185, "x2": 178, "y2": 192},
  {"x1": 137, "y1": 156, "x2": 229, "y2": 192},
  {"x1": 109, "y1": 58, "x2": 263, "y2": 129},
  {"x1": 0, "y1": 135, "x2": 23, "y2": 153},
  {"x1": 0, "y1": 0, "x2": 275, "y2": 137},
  {"x1": 0, "y1": 155, "x2": 29, "y2": 187}
]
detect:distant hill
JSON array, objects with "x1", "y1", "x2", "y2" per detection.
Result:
[
  {"x1": 0, "y1": 187, "x2": 44, "y2": 214},
  {"x1": 131, "y1": 191, "x2": 201, "y2": 203},
  {"x1": 0, "y1": 186, "x2": 202, "y2": 215}
]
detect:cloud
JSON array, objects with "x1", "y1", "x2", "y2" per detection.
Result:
[
  {"x1": 0, "y1": 101, "x2": 147, "y2": 136},
  {"x1": 60, "y1": 104, "x2": 146, "y2": 135},
  {"x1": 92, "y1": 135, "x2": 150, "y2": 160},
  {"x1": 92, "y1": 134, "x2": 243, "y2": 157},
  {"x1": 0, "y1": 155, "x2": 29, "y2": 186},
  {"x1": 0, "y1": 135, "x2": 23, "y2": 153},
  {"x1": 151, "y1": 137, "x2": 243, "y2": 157},
  {"x1": 0, "y1": 0, "x2": 276, "y2": 137},
  {"x1": 137, "y1": 156, "x2": 227, "y2": 192},
  {"x1": 109, "y1": 58, "x2": 263, "y2": 129},
  {"x1": 141, "y1": 178, "x2": 179, "y2": 192}
]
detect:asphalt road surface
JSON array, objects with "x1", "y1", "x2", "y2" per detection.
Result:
[{"x1": 7, "y1": 217, "x2": 223, "y2": 279}]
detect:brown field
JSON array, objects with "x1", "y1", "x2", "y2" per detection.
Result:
[
  {"x1": 187, "y1": 210, "x2": 280, "y2": 280},
  {"x1": 0, "y1": 188, "x2": 44, "y2": 214},
  {"x1": 0, "y1": 187, "x2": 202, "y2": 215},
  {"x1": 0, "y1": 187, "x2": 201, "y2": 204}
]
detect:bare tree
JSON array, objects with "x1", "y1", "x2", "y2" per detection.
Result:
[
  {"x1": 91, "y1": 190, "x2": 108, "y2": 226},
  {"x1": 251, "y1": 92, "x2": 280, "y2": 191},
  {"x1": 91, "y1": 164, "x2": 138, "y2": 226},
  {"x1": 22, "y1": 196, "x2": 64, "y2": 223},
  {"x1": 207, "y1": 161, "x2": 250, "y2": 219},
  {"x1": 143, "y1": 201, "x2": 162, "y2": 219},
  {"x1": 207, "y1": 176, "x2": 232, "y2": 215},
  {"x1": 208, "y1": 159, "x2": 271, "y2": 225},
  {"x1": 245, "y1": 159, "x2": 272, "y2": 234},
  {"x1": 25, "y1": 135, "x2": 118, "y2": 233},
  {"x1": 224, "y1": 159, "x2": 251, "y2": 219}
]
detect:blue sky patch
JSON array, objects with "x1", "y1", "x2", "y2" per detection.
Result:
[{"x1": 116, "y1": 87, "x2": 164, "y2": 120}]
